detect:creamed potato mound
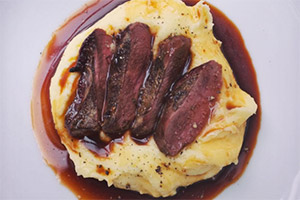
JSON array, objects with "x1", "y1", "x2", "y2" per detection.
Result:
[{"x1": 50, "y1": 0, "x2": 257, "y2": 197}]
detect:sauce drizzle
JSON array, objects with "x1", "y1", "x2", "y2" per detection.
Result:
[
  {"x1": 59, "y1": 61, "x2": 77, "y2": 94},
  {"x1": 31, "y1": 0, "x2": 261, "y2": 199}
]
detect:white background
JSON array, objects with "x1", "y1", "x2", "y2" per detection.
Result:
[{"x1": 0, "y1": 0, "x2": 299, "y2": 199}]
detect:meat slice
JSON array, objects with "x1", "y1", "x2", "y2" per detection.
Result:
[
  {"x1": 154, "y1": 61, "x2": 223, "y2": 156},
  {"x1": 101, "y1": 22, "x2": 152, "y2": 137},
  {"x1": 131, "y1": 35, "x2": 191, "y2": 138},
  {"x1": 65, "y1": 29, "x2": 114, "y2": 138},
  {"x1": 93, "y1": 30, "x2": 114, "y2": 121}
]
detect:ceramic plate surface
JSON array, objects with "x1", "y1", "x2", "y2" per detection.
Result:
[{"x1": 0, "y1": 0, "x2": 299, "y2": 199}]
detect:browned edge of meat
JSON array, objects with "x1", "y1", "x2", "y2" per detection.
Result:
[
  {"x1": 131, "y1": 35, "x2": 191, "y2": 139},
  {"x1": 154, "y1": 60, "x2": 223, "y2": 156},
  {"x1": 65, "y1": 29, "x2": 114, "y2": 138},
  {"x1": 101, "y1": 22, "x2": 152, "y2": 138}
]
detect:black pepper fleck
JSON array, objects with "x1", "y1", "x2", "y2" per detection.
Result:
[{"x1": 155, "y1": 166, "x2": 163, "y2": 175}]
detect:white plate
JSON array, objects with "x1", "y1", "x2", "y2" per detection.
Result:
[{"x1": 0, "y1": 0, "x2": 299, "y2": 199}]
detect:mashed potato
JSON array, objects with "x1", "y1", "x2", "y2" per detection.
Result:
[{"x1": 50, "y1": 0, "x2": 257, "y2": 197}]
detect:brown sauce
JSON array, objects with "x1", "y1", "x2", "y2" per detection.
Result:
[
  {"x1": 82, "y1": 135, "x2": 124, "y2": 158},
  {"x1": 31, "y1": 0, "x2": 261, "y2": 199},
  {"x1": 59, "y1": 61, "x2": 77, "y2": 93}
]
